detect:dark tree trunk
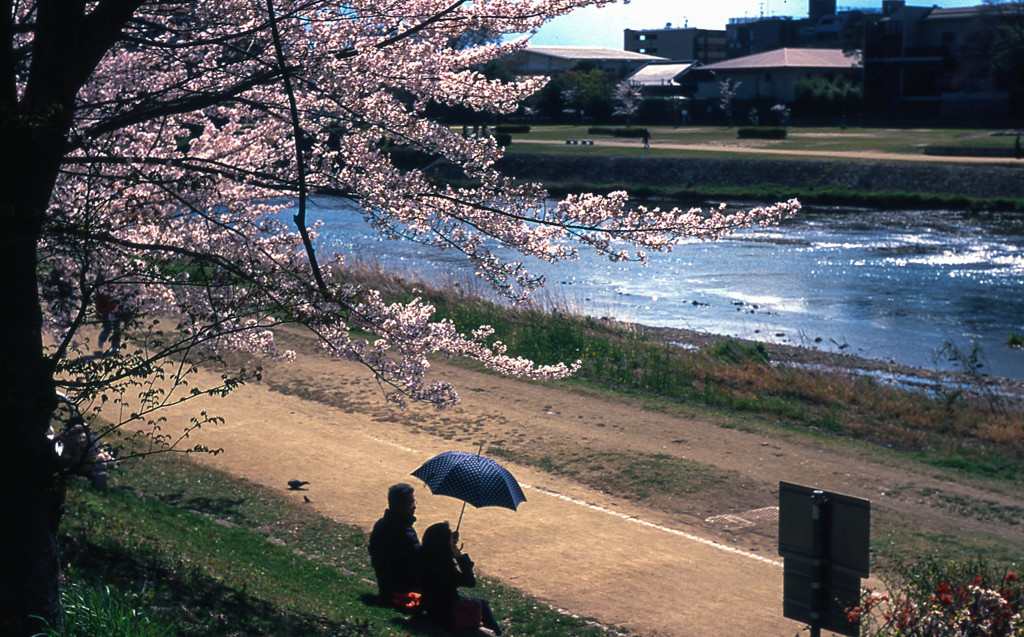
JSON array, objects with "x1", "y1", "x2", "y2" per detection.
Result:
[{"x1": 0, "y1": 108, "x2": 73, "y2": 637}]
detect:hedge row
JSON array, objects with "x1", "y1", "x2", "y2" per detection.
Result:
[
  {"x1": 737, "y1": 127, "x2": 788, "y2": 139},
  {"x1": 494, "y1": 124, "x2": 531, "y2": 134},
  {"x1": 587, "y1": 126, "x2": 649, "y2": 138}
]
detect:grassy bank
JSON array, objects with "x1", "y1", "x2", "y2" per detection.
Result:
[
  {"x1": 486, "y1": 125, "x2": 1024, "y2": 211},
  {"x1": 349, "y1": 265, "x2": 1024, "y2": 485},
  {"x1": 55, "y1": 450, "x2": 615, "y2": 636},
  {"x1": 539, "y1": 181, "x2": 1024, "y2": 213},
  {"x1": 56, "y1": 266, "x2": 1024, "y2": 633},
  {"x1": 501, "y1": 125, "x2": 1023, "y2": 158}
]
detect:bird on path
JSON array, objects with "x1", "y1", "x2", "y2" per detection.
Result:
[{"x1": 287, "y1": 479, "x2": 310, "y2": 490}]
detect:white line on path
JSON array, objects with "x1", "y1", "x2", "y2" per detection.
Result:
[{"x1": 362, "y1": 434, "x2": 784, "y2": 568}]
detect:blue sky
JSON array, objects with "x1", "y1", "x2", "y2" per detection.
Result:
[{"x1": 529, "y1": 0, "x2": 990, "y2": 48}]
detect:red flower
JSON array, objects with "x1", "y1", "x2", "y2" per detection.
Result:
[
  {"x1": 940, "y1": 594, "x2": 954, "y2": 605},
  {"x1": 1006, "y1": 573, "x2": 1018, "y2": 582}
]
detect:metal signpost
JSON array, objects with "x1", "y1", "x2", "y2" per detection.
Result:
[{"x1": 778, "y1": 481, "x2": 871, "y2": 637}]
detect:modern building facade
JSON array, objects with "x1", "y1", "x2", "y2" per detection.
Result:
[
  {"x1": 623, "y1": 25, "x2": 727, "y2": 64},
  {"x1": 862, "y1": 0, "x2": 1013, "y2": 119}
]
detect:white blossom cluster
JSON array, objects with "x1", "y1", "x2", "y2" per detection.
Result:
[{"x1": 26, "y1": 0, "x2": 799, "y2": 409}]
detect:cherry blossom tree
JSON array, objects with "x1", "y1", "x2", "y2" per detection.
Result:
[
  {"x1": 1, "y1": 0, "x2": 799, "y2": 631},
  {"x1": 612, "y1": 80, "x2": 644, "y2": 124}
]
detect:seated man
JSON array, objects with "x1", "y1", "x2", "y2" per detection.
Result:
[{"x1": 368, "y1": 483, "x2": 421, "y2": 610}]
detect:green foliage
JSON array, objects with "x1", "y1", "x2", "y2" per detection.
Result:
[
  {"x1": 585, "y1": 126, "x2": 616, "y2": 135},
  {"x1": 494, "y1": 124, "x2": 530, "y2": 134},
  {"x1": 736, "y1": 127, "x2": 787, "y2": 139},
  {"x1": 1008, "y1": 332, "x2": 1024, "y2": 350},
  {"x1": 793, "y1": 75, "x2": 863, "y2": 118},
  {"x1": 493, "y1": 133, "x2": 512, "y2": 146},
  {"x1": 990, "y1": 16, "x2": 1024, "y2": 115},
  {"x1": 611, "y1": 127, "x2": 647, "y2": 138},
  {"x1": 34, "y1": 581, "x2": 170, "y2": 637},
  {"x1": 706, "y1": 339, "x2": 770, "y2": 365}
]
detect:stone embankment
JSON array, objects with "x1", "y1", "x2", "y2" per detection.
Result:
[{"x1": 489, "y1": 154, "x2": 1024, "y2": 200}]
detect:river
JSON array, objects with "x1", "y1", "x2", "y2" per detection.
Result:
[{"x1": 310, "y1": 197, "x2": 1024, "y2": 381}]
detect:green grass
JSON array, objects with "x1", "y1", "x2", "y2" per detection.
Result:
[
  {"x1": 58, "y1": 451, "x2": 619, "y2": 636},
  {"x1": 452, "y1": 124, "x2": 1024, "y2": 210},
  {"x1": 499, "y1": 125, "x2": 1020, "y2": 157}
]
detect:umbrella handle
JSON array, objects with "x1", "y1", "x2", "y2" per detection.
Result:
[
  {"x1": 456, "y1": 442, "x2": 482, "y2": 534},
  {"x1": 455, "y1": 500, "x2": 467, "y2": 534}
]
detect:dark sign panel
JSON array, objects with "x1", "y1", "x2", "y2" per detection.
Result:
[{"x1": 778, "y1": 482, "x2": 871, "y2": 637}]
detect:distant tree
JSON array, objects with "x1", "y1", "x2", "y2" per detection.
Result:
[
  {"x1": 771, "y1": 103, "x2": 792, "y2": 126},
  {"x1": 561, "y1": 85, "x2": 585, "y2": 123},
  {"x1": 719, "y1": 78, "x2": 742, "y2": 126},
  {"x1": 989, "y1": 0, "x2": 1024, "y2": 120},
  {"x1": 566, "y1": 65, "x2": 619, "y2": 122},
  {"x1": 612, "y1": 81, "x2": 645, "y2": 125},
  {"x1": 793, "y1": 75, "x2": 863, "y2": 119}
]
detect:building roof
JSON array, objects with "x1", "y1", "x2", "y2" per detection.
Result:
[
  {"x1": 524, "y1": 46, "x2": 666, "y2": 62},
  {"x1": 702, "y1": 47, "x2": 861, "y2": 71},
  {"x1": 924, "y1": 4, "x2": 1018, "y2": 21},
  {"x1": 626, "y1": 62, "x2": 696, "y2": 86}
]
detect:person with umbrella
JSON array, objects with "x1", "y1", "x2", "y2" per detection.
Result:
[
  {"x1": 368, "y1": 483, "x2": 422, "y2": 610},
  {"x1": 418, "y1": 521, "x2": 503, "y2": 636}
]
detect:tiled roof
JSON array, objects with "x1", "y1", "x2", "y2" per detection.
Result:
[
  {"x1": 702, "y1": 48, "x2": 861, "y2": 71},
  {"x1": 525, "y1": 46, "x2": 666, "y2": 61},
  {"x1": 627, "y1": 62, "x2": 696, "y2": 85}
]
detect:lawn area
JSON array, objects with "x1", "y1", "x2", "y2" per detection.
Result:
[{"x1": 491, "y1": 124, "x2": 1021, "y2": 159}]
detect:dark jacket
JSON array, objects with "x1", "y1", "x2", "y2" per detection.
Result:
[
  {"x1": 419, "y1": 552, "x2": 476, "y2": 625},
  {"x1": 368, "y1": 509, "x2": 420, "y2": 600}
]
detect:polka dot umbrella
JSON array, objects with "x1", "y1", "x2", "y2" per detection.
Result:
[{"x1": 412, "y1": 450, "x2": 526, "y2": 532}]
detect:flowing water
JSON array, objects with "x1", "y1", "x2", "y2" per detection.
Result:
[{"x1": 310, "y1": 197, "x2": 1024, "y2": 380}]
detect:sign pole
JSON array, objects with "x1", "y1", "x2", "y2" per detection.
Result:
[{"x1": 809, "y1": 489, "x2": 828, "y2": 637}]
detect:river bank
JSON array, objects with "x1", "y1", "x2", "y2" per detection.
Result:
[
  {"x1": 627, "y1": 320, "x2": 1024, "y2": 411},
  {"x1": 471, "y1": 153, "x2": 1024, "y2": 210}
]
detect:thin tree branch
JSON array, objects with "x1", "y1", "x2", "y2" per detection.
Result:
[{"x1": 265, "y1": 0, "x2": 332, "y2": 300}]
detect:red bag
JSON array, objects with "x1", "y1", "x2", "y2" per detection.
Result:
[
  {"x1": 451, "y1": 598, "x2": 483, "y2": 629},
  {"x1": 392, "y1": 591, "x2": 421, "y2": 611}
]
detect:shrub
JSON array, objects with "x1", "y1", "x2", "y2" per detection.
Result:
[
  {"x1": 612, "y1": 127, "x2": 648, "y2": 138},
  {"x1": 706, "y1": 339, "x2": 770, "y2": 365},
  {"x1": 856, "y1": 557, "x2": 1024, "y2": 636},
  {"x1": 737, "y1": 127, "x2": 787, "y2": 139},
  {"x1": 35, "y1": 580, "x2": 170, "y2": 637},
  {"x1": 494, "y1": 123, "x2": 530, "y2": 134},
  {"x1": 493, "y1": 133, "x2": 512, "y2": 146},
  {"x1": 586, "y1": 126, "x2": 616, "y2": 135}
]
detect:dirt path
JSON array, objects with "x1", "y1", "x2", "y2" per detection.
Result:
[
  {"x1": 531, "y1": 138, "x2": 1023, "y2": 165},
  {"x1": 140, "y1": 327, "x2": 1024, "y2": 636}
]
